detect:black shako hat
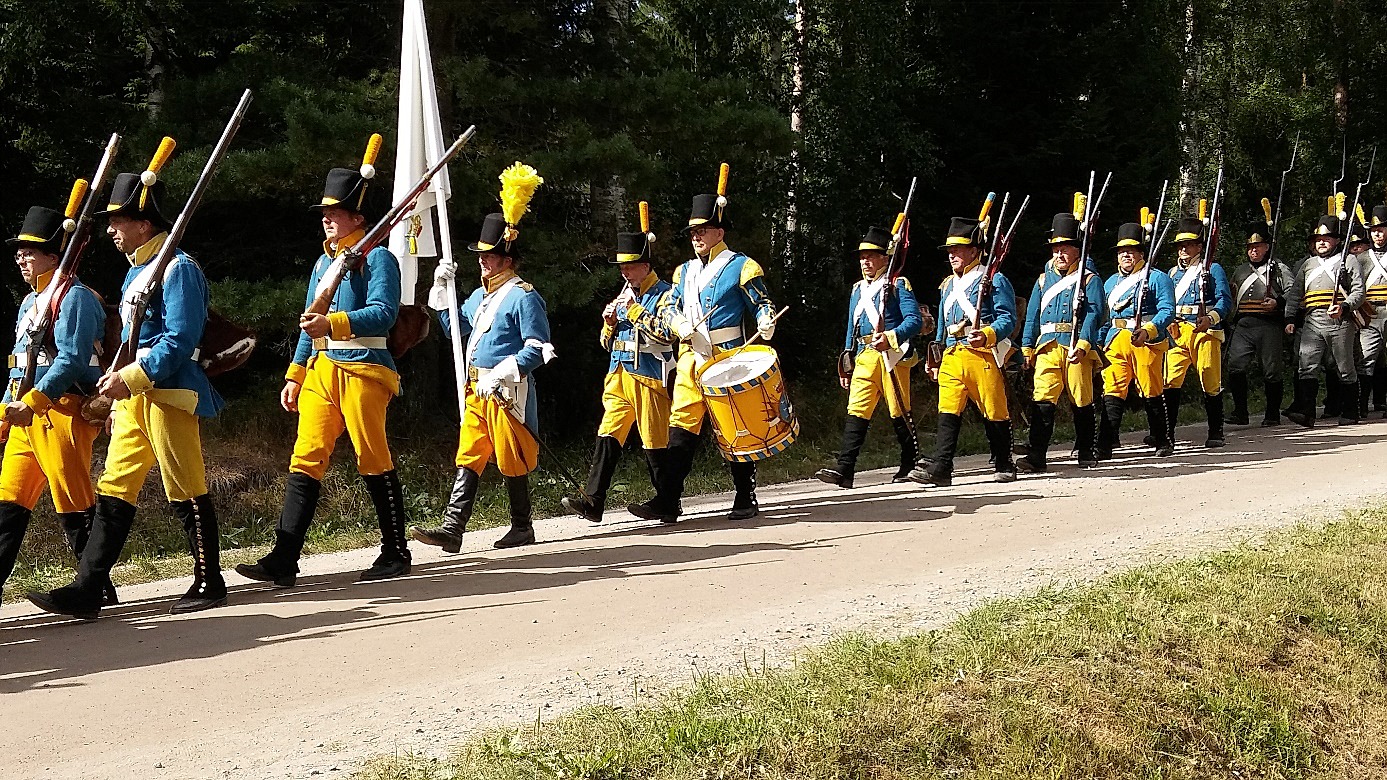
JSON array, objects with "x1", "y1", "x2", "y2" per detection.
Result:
[
  {"x1": 1245, "y1": 221, "x2": 1273, "y2": 245},
  {"x1": 469, "y1": 213, "x2": 519, "y2": 258},
  {"x1": 684, "y1": 193, "x2": 729, "y2": 232},
  {"x1": 939, "y1": 217, "x2": 983, "y2": 250},
  {"x1": 101, "y1": 172, "x2": 173, "y2": 230},
  {"x1": 1310, "y1": 214, "x2": 1344, "y2": 240},
  {"x1": 1048, "y1": 213, "x2": 1081, "y2": 245},
  {"x1": 859, "y1": 226, "x2": 893, "y2": 254},
  {"x1": 1113, "y1": 222, "x2": 1146, "y2": 251},
  {"x1": 7, "y1": 206, "x2": 70, "y2": 254},
  {"x1": 1173, "y1": 217, "x2": 1206, "y2": 244},
  {"x1": 613, "y1": 231, "x2": 653, "y2": 264}
]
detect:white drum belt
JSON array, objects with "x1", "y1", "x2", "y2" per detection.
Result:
[
  {"x1": 9, "y1": 353, "x2": 101, "y2": 369},
  {"x1": 1040, "y1": 322, "x2": 1073, "y2": 334},
  {"x1": 612, "y1": 339, "x2": 672, "y2": 356},
  {"x1": 313, "y1": 336, "x2": 388, "y2": 351},
  {"x1": 136, "y1": 346, "x2": 202, "y2": 362},
  {"x1": 708, "y1": 326, "x2": 743, "y2": 344}
]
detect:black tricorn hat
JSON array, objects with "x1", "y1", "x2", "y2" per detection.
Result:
[
  {"x1": 1173, "y1": 217, "x2": 1206, "y2": 244},
  {"x1": 1348, "y1": 219, "x2": 1368, "y2": 246},
  {"x1": 1310, "y1": 215, "x2": 1343, "y2": 240},
  {"x1": 683, "y1": 193, "x2": 728, "y2": 232},
  {"x1": 101, "y1": 172, "x2": 173, "y2": 230},
  {"x1": 469, "y1": 213, "x2": 519, "y2": 258},
  {"x1": 1048, "y1": 213, "x2": 1081, "y2": 245},
  {"x1": 858, "y1": 226, "x2": 893, "y2": 254},
  {"x1": 310, "y1": 168, "x2": 373, "y2": 215},
  {"x1": 1369, "y1": 205, "x2": 1387, "y2": 228},
  {"x1": 7, "y1": 206, "x2": 71, "y2": 254},
  {"x1": 1245, "y1": 221, "x2": 1273, "y2": 245},
  {"x1": 613, "y1": 231, "x2": 653, "y2": 264},
  {"x1": 1113, "y1": 222, "x2": 1146, "y2": 251},
  {"x1": 939, "y1": 217, "x2": 983, "y2": 250}
]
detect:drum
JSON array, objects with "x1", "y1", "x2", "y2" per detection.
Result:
[{"x1": 695, "y1": 345, "x2": 799, "y2": 461}]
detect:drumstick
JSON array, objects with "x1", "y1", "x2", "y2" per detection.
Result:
[{"x1": 726, "y1": 306, "x2": 790, "y2": 359}]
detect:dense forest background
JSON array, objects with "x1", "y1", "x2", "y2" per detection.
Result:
[{"x1": 1, "y1": 0, "x2": 1385, "y2": 442}]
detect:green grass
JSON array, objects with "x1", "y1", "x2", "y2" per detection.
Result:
[
  {"x1": 0, "y1": 374, "x2": 1276, "y2": 601},
  {"x1": 356, "y1": 509, "x2": 1387, "y2": 780}
]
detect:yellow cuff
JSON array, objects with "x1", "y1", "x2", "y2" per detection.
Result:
[
  {"x1": 628, "y1": 303, "x2": 647, "y2": 321},
  {"x1": 1208, "y1": 311, "x2": 1221, "y2": 326},
  {"x1": 119, "y1": 361, "x2": 154, "y2": 395},
  {"x1": 328, "y1": 311, "x2": 353, "y2": 340},
  {"x1": 285, "y1": 363, "x2": 308, "y2": 385},
  {"x1": 1142, "y1": 322, "x2": 1159, "y2": 339},
  {"x1": 1076, "y1": 339, "x2": 1092, "y2": 353},
  {"x1": 981, "y1": 327, "x2": 997, "y2": 348},
  {"x1": 20, "y1": 388, "x2": 52, "y2": 415},
  {"x1": 1022, "y1": 346, "x2": 1035, "y2": 358}
]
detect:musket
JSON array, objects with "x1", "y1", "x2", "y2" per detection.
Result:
[
  {"x1": 109, "y1": 89, "x2": 253, "y2": 375},
  {"x1": 974, "y1": 192, "x2": 1030, "y2": 335},
  {"x1": 1070, "y1": 171, "x2": 1112, "y2": 359},
  {"x1": 306, "y1": 125, "x2": 477, "y2": 317},
  {"x1": 1263, "y1": 131, "x2": 1299, "y2": 300},
  {"x1": 16, "y1": 134, "x2": 121, "y2": 403},
  {"x1": 1131, "y1": 179, "x2": 1170, "y2": 334},
  {"x1": 870, "y1": 177, "x2": 917, "y2": 432},
  {"x1": 1333, "y1": 146, "x2": 1377, "y2": 322},
  {"x1": 1195, "y1": 165, "x2": 1224, "y2": 323}
]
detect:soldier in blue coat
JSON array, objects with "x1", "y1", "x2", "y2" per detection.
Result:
[
  {"x1": 815, "y1": 225, "x2": 922, "y2": 488},
  {"x1": 0, "y1": 204, "x2": 109, "y2": 603},
  {"x1": 1018, "y1": 211, "x2": 1106, "y2": 471},
  {"x1": 238, "y1": 152, "x2": 411, "y2": 588},
  {"x1": 633, "y1": 184, "x2": 778, "y2": 523},
  {"x1": 1164, "y1": 217, "x2": 1233, "y2": 446},
  {"x1": 562, "y1": 210, "x2": 675, "y2": 522},
  {"x1": 1096, "y1": 220, "x2": 1176, "y2": 458},
  {"x1": 412, "y1": 210, "x2": 555, "y2": 551},
  {"x1": 29, "y1": 149, "x2": 229, "y2": 619}
]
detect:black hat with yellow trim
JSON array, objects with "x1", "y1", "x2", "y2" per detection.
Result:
[
  {"x1": 7, "y1": 207, "x2": 69, "y2": 254},
  {"x1": 311, "y1": 133, "x2": 384, "y2": 216},
  {"x1": 939, "y1": 217, "x2": 983, "y2": 249},
  {"x1": 859, "y1": 226, "x2": 892, "y2": 254},
  {"x1": 1310, "y1": 214, "x2": 1343, "y2": 240},
  {"x1": 613, "y1": 201, "x2": 656, "y2": 264},
  {"x1": 1369, "y1": 205, "x2": 1387, "y2": 228},
  {"x1": 684, "y1": 162, "x2": 731, "y2": 233},
  {"x1": 1173, "y1": 217, "x2": 1206, "y2": 244},
  {"x1": 1048, "y1": 213, "x2": 1081, "y2": 245},
  {"x1": 470, "y1": 161, "x2": 545, "y2": 259},
  {"x1": 1245, "y1": 221, "x2": 1273, "y2": 245},
  {"x1": 1112, "y1": 222, "x2": 1146, "y2": 251},
  {"x1": 101, "y1": 136, "x2": 177, "y2": 231}
]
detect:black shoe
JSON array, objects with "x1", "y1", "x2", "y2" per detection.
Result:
[
  {"x1": 814, "y1": 467, "x2": 852, "y2": 489},
  {"x1": 1016, "y1": 454, "x2": 1047, "y2": 473},
  {"x1": 561, "y1": 494, "x2": 604, "y2": 523},
  {"x1": 26, "y1": 585, "x2": 101, "y2": 620},
  {"x1": 628, "y1": 498, "x2": 681, "y2": 523},
  {"x1": 235, "y1": 561, "x2": 296, "y2": 588},
  {"x1": 1142, "y1": 434, "x2": 1156, "y2": 446},
  {"x1": 1285, "y1": 410, "x2": 1314, "y2": 428},
  {"x1": 994, "y1": 470, "x2": 1017, "y2": 483},
  {"x1": 1227, "y1": 412, "x2": 1249, "y2": 426},
  {"x1": 1205, "y1": 436, "x2": 1226, "y2": 447},
  {"x1": 171, "y1": 580, "x2": 228, "y2": 614},
  {"x1": 1261, "y1": 418, "x2": 1283, "y2": 427},
  {"x1": 727, "y1": 460, "x2": 759, "y2": 521},
  {"x1": 1155, "y1": 445, "x2": 1175, "y2": 457},
  {"x1": 411, "y1": 468, "x2": 477, "y2": 554},
  {"x1": 359, "y1": 554, "x2": 411, "y2": 580},
  {"x1": 494, "y1": 523, "x2": 536, "y2": 548},
  {"x1": 727, "y1": 504, "x2": 759, "y2": 521}
]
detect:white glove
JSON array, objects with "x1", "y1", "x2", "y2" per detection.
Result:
[
  {"x1": 756, "y1": 311, "x2": 776, "y2": 341},
  {"x1": 670, "y1": 314, "x2": 694, "y2": 341},
  {"x1": 434, "y1": 258, "x2": 457, "y2": 283},
  {"x1": 689, "y1": 329, "x2": 713, "y2": 356},
  {"x1": 475, "y1": 373, "x2": 505, "y2": 402}
]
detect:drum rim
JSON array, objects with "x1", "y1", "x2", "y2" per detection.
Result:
[{"x1": 695, "y1": 344, "x2": 780, "y2": 393}]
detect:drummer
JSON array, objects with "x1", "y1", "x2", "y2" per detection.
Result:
[{"x1": 628, "y1": 165, "x2": 779, "y2": 523}]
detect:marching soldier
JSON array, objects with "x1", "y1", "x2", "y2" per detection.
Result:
[
  {"x1": 631, "y1": 169, "x2": 778, "y2": 522},
  {"x1": 1318, "y1": 217, "x2": 1371, "y2": 420},
  {"x1": 907, "y1": 216, "x2": 1017, "y2": 486},
  {"x1": 815, "y1": 225, "x2": 922, "y2": 488},
  {"x1": 1351, "y1": 210, "x2": 1386, "y2": 418},
  {"x1": 1096, "y1": 220, "x2": 1176, "y2": 459},
  {"x1": 28, "y1": 146, "x2": 229, "y2": 618},
  {"x1": 413, "y1": 163, "x2": 552, "y2": 550},
  {"x1": 1163, "y1": 217, "x2": 1233, "y2": 447},
  {"x1": 0, "y1": 204, "x2": 109, "y2": 602},
  {"x1": 1225, "y1": 217, "x2": 1293, "y2": 426},
  {"x1": 1284, "y1": 213, "x2": 1365, "y2": 427},
  {"x1": 1359, "y1": 205, "x2": 1387, "y2": 418},
  {"x1": 560, "y1": 204, "x2": 675, "y2": 522},
  {"x1": 1018, "y1": 209, "x2": 1105, "y2": 471},
  {"x1": 238, "y1": 141, "x2": 412, "y2": 588}
]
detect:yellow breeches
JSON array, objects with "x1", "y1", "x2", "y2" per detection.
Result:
[
  {"x1": 456, "y1": 388, "x2": 539, "y2": 477},
  {"x1": 289, "y1": 355, "x2": 395, "y2": 480},
  {"x1": 846, "y1": 349, "x2": 912, "y2": 419},
  {"x1": 597, "y1": 366, "x2": 670, "y2": 449},
  {"x1": 0, "y1": 394, "x2": 99, "y2": 513},
  {"x1": 1032, "y1": 340, "x2": 1098, "y2": 406},
  {"x1": 1164, "y1": 321, "x2": 1223, "y2": 395},
  {"x1": 1101, "y1": 329, "x2": 1168, "y2": 399},
  {"x1": 98, "y1": 393, "x2": 207, "y2": 504},
  {"x1": 937, "y1": 345, "x2": 1009, "y2": 421},
  {"x1": 669, "y1": 349, "x2": 709, "y2": 434}
]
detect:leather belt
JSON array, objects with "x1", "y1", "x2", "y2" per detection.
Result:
[{"x1": 312, "y1": 336, "x2": 388, "y2": 352}]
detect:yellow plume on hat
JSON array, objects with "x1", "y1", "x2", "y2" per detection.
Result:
[
  {"x1": 1072, "y1": 192, "x2": 1085, "y2": 221},
  {"x1": 360, "y1": 133, "x2": 383, "y2": 180},
  {"x1": 1357, "y1": 203, "x2": 1368, "y2": 227},
  {"x1": 64, "y1": 179, "x2": 88, "y2": 222},
  {"x1": 1140, "y1": 206, "x2": 1152, "y2": 233},
  {"x1": 1198, "y1": 198, "x2": 1208, "y2": 223},
  {"x1": 1335, "y1": 192, "x2": 1346, "y2": 220},
  {"x1": 1261, "y1": 197, "x2": 1273, "y2": 224},
  {"x1": 498, "y1": 162, "x2": 544, "y2": 241}
]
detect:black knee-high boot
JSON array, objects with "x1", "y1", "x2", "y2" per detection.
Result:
[
  {"x1": 1145, "y1": 395, "x2": 1174, "y2": 456},
  {"x1": 1262, "y1": 379, "x2": 1284, "y2": 426},
  {"x1": 1357, "y1": 378, "x2": 1372, "y2": 420},
  {"x1": 1374, "y1": 370, "x2": 1387, "y2": 413},
  {"x1": 727, "y1": 460, "x2": 758, "y2": 520},
  {"x1": 1204, "y1": 391, "x2": 1226, "y2": 446},
  {"x1": 360, "y1": 470, "x2": 411, "y2": 581},
  {"x1": 27, "y1": 495, "x2": 137, "y2": 619},
  {"x1": 1162, "y1": 387, "x2": 1183, "y2": 446},
  {"x1": 410, "y1": 467, "x2": 479, "y2": 554},
  {"x1": 562, "y1": 436, "x2": 623, "y2": 522},
  {"x1": 1226, "y1": 373, "x2": 1250, "y2": 425},
  {"x1": 1073, "y1": 403, "x2": 1098, "y2": 467},
  {"x1": 815, "y1": 415, "x2": 870, "y2": 489},
  {"x1": 170, "y1": 494, "x2": 228, "y2": 614},
  {"x1": 909, "y1": 413, "x2": 962, "y2": 487},
  {"x1": 628, "y1": 428, "x2": 694, "y2": 522},
  {"x1": 1096, "y1": 395, "x2": 1125, "y2": 460},
  {"x1": 58, "y1": 507, "x2": 117, "y2": 605},
  {"x1": 983, "y1": 419, "x2": 1016, "y2": 481},
  {"x1": 1018, "y1": 402, "x2": 1056, "y2": 473},
  {"x1": 1340, "y1": 381, "x2": 1361, "y2": 424},
  {"x1": 495, "y1": 474, "x2": 536, "y2": 548},
  {"x1": 890, "y1": 416, "x2": 919, "y2": 482},
  {"x1": 0, "y1": 502, "x2": 32, "y2": 600},
  {"x1": 1286, "y1": 378, "x2": 1318, "y2": 428},
  {"x1": 238, "y1": 472, "x2": 321, "y2": 587}
]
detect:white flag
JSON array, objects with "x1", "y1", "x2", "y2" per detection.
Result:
[{"x1": 389, "y1": 0, "x2": 452, "y2": 306}]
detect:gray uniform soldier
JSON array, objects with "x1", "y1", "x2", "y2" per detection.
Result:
[
  {"x1": 1283, "y1": 214, "x2": 1365, "y2": 427},
  {"x1": 1225, "y1": 219, "x2": 1293, "y2": 426},
  {"x1": 1352, "y1": 206, "x2": 1387, "y2": 418}
]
